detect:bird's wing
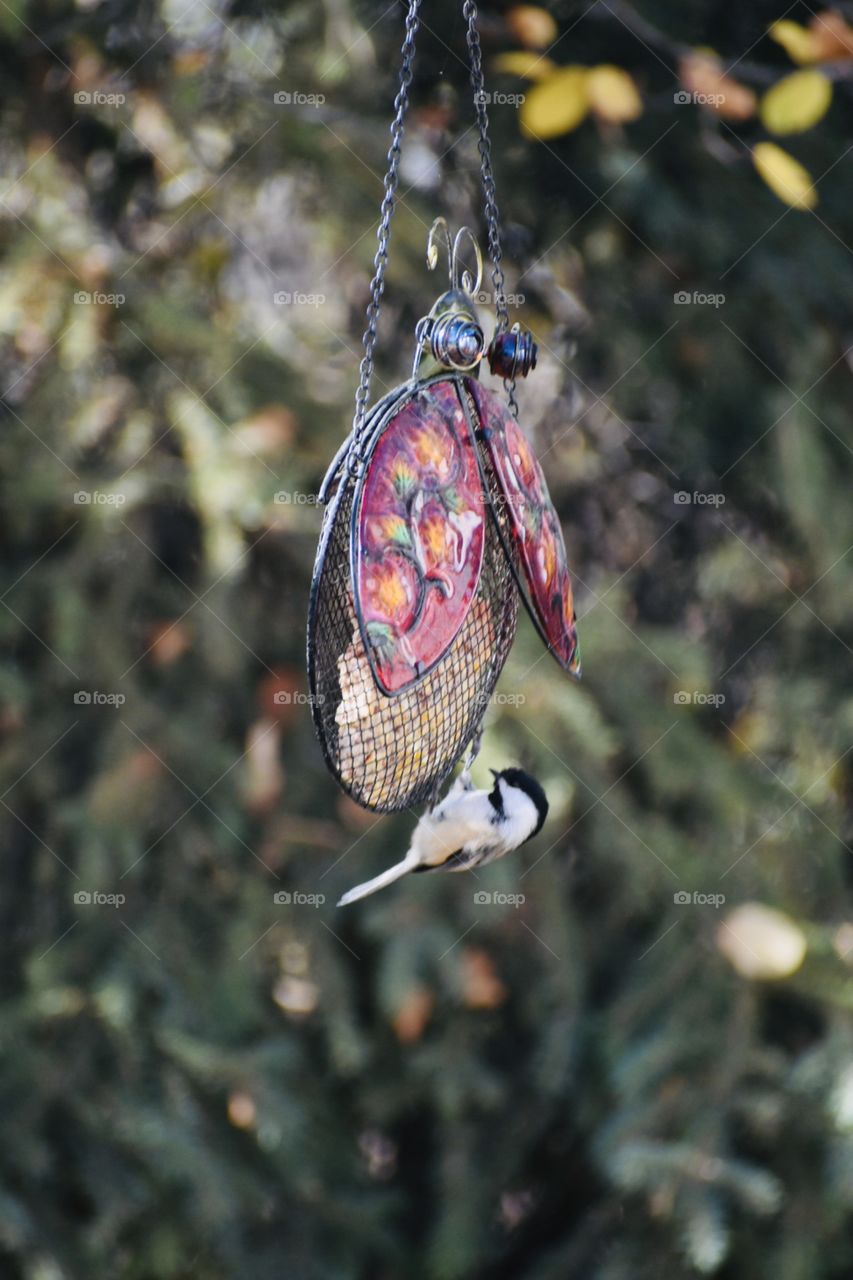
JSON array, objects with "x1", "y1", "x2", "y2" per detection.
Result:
[
  {"x1": 415, "y1": 845, "x2": 485, "y2": 873},
  {"x1": 412, "y1": 788, "x2": 497, "y2": 867}
]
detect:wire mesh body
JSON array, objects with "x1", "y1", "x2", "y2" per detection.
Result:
[{"x1": 308, "y1": 376, "x2": 519, "y2": 813}]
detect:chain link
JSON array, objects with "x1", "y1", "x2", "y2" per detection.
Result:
[{"x1": 350, "y1": 0, "x2": 422, "y2": 458}]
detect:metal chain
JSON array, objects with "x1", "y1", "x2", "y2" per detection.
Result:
[
  {"x1": 350, "y1": 0, "x2": 422, "y2": 461},
  {"x1": 463, "y1": 0, "x2": 519, "y2": 416},
  {"x1": 350, "y1": 0, "x2": 519, "y2": 449},
  {"x1": 461, "y1": 0, "x2": 515, "y2": 767}
]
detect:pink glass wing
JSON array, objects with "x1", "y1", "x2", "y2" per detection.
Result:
[
  {"x1": 354, "y1": 380, "x2": 486, "y2": 694},
  {"x1": 467, "y1": 378, "x2": 580, "y2": 676}
]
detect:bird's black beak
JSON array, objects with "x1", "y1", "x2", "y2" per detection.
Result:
[{"x1": 489, "y1": 768, "x2": 499, "y2": 780}]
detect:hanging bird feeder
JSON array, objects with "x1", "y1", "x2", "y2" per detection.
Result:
[{"x1": 307, "y1": 2, "x2": 580, "y2": 814}]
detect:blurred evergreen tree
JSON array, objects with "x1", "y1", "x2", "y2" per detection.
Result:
[{"x1": 1, "y1": 1, "x2": 852, "y2": 1277}]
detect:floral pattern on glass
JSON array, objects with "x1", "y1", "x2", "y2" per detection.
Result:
[
  {"x1": 355, "y1": 380, "x2": 486, "y2": 694},
  {"x1": 466, "y1": 378, "x2": 580, "y2": 675}
]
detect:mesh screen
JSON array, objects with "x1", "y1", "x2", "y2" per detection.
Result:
[{"x1": 308, "y1": 393, "x2": 519, "y2": 813}]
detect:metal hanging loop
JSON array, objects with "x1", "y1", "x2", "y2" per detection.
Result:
[
  {"x1": 426, "y1": 215, "x2": 453, "y2": 281},
  {"x1": 426, "y1": 218, "x2": 483, "y2": 297},
  {"x1": 452, "y1": 226, "x2": 483, "y2": 295}
]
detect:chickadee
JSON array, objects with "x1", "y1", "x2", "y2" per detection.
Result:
[{"x1": 337, "y1": 767, "x2": 548, "y2": 906}]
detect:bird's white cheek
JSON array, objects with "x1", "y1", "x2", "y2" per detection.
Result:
[{"x1": 502, "y1": 795, "x2": 540, "y2": 846}]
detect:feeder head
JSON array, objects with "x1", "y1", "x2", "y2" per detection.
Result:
[{"x1": 413, "y1": 218, "x2": 537, "y2": 385}]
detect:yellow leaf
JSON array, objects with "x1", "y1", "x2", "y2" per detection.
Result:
[
  {"x1": 760, "y1": 69, "x2": 832, "y2": 134},
  {"x1": 752, "y1": 142, "x2": 817, "y2": 209},
  {"x1": 585, "y1": 64, "x2": 643, "y2": 123},
  {"x1": 492, "y1": 50, "x2": 556, "y2": 81},
  {"x1": 768, "y1": 19, "x2": 819, "y2": 63},
  {"x1": 519, "y1": 67, "x2": 589, "y2": 139},
  {"x1": 506, "y1": 5, "x2": 559, "y2": 50}
]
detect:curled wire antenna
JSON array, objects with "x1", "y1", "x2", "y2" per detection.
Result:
[{"x1": 426, "y1": 218, "x2": 483, "y2": 296}]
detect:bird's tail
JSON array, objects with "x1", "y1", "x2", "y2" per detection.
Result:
[{"x1": 337, "y1": 856, "x2": 416, "y2": 907}]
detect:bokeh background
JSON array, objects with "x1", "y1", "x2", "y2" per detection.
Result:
[{"x1": 3, "y1": 1, "x2": 853, "y2": 1276}]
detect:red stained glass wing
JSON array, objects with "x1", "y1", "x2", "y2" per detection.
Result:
[
  {"x1": 354, "y1": 380, "x2": 487, "y2": 694},
  {"x1": 466, "y1": 379, "x2": 580, "y2": 676}
]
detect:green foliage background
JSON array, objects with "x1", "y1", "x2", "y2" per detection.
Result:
[{"x1": 2, "y1": 1, "x2": 853, "y2": 1277}]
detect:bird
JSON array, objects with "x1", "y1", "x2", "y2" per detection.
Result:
[{"x1": 337, "y1": 767, "x2": 548, "y2": 906}]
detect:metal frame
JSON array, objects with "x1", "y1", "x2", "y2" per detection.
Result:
[{"x1": 459, "y1": 376, "x2": 582, "y2": 680}]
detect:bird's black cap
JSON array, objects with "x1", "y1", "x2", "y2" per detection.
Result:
[{"x1": 490, "y1": 767, "x2": 549, "y2": 840}]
